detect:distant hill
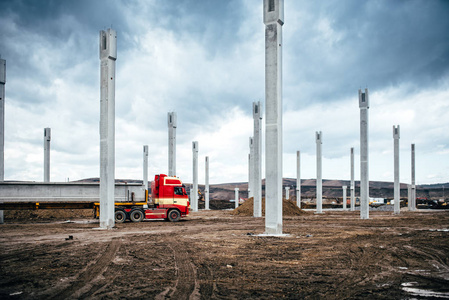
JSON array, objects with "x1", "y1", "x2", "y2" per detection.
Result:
[{"x1": 76, "y1": 178, "x2": 448, "y2": 201}]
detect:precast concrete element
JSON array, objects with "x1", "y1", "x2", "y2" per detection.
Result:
[
  {"x1": 99, "y1": 28, "x2": 117, "y2": 229},
  {"x1": 359, "y1": 89, "x2": 370, "y2": 219},
  {"x1": 407, "y1": 184, "x2": 411, "y2": 210},
  {"x1": 264, "y1": 0, "x2": 284, "y2": 234},
  {"x1": 253, "y1": 101, "x2": 262, "y2": 218},
  {"x1": 0, "y1": 59, "x2": 4, "y2": 224},
  {"x1": 285, "y1": 186, "x2": 290, "y2": 200},
  {"x1": 192, "y1": 141, "x2": 199, "y2": 212},
  {"x1": 205, "y1": 156, "x2": 210, "y2": 210},
  {"x1": 316, "y1": 131, "x2": 323, "y2": 214},
  {"x1": 235, "y1": 188, "x2": 239, "y2": 209},
  {"x1": 411, "y1": 144, "x2": 416, "y2": 211},
  {"x1": 393, "y1": 125, "x2": 400, "y2": 214},
  {"x1": 0, "y1": 182, "x2": 146, "y2": 203},
  {"x1": 168, "y1": 112, "x2": 177, "y2": 176},
  {"x1": 296, "y1": 150, "x2": 301, "y2": 208},
  {"x1": 143, "y1": 145, "x2": 148, "y2": 191},
  {"x1": 350, "y1": 147, "x2": 355, "y2": 211},
  {"x1": 248, "y1": 137, "x2": 254, "y2": 199},
  {"x1": 43, "y1": 128, "x2": 51, "y2": 182},
  {"x1": 0, "y1": 58, "x2": 5, "y2": 182},
  {"x1": 342, "y1": 186, "x2": 347, "y2": 210}
]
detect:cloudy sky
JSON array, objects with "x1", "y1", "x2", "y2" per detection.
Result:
[{"x1": 1, "y1": 0, "x2": 448, "y2": 185}]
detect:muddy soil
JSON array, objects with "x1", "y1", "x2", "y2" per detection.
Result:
[{"x1": 1, "y1": 210, "x2": 449, "y2": 299}]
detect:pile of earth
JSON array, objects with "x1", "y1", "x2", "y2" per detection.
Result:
[
  {"x1": 4, "y1": 209, "x2": 94, "y2": 222},
  {"x1": 231, "y1": 197, "x2": 309, "y2": 216}
]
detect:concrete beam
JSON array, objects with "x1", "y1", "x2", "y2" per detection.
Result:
[
  {"x1": 248, "y1": 137, "x2": 254, "y2": 199},
  {"x1": 44, "y1": 128, "x2": 51, "y2": 182},
  {"x1": 285, "y1": 186, "x2": 290, "y2": 200},
  {"x1": 192, "y1": 141, "x2": 198, "y2": 212},
  {"x1": 205, "y1": 156, "x2": 210, "y2": 210},
  {"x1": 264, "y1": 0, "x2": 284, "y2": 234},
  {"x1": 296, "y1": 150, "x2": 301, "y2": 208},
  {"x1": 99, "y1": 28, "x2": 117, "y2": 229},
  {"x1": 168, "y1": 112, "x2": 177, "y2": 176},
  {"x1": 342, "y1": 185, "x2": 347, "y2": 210},
  {"x1": 316, "y1": 131, "x2": 323, "y2": 214},
  {"x1": 359, "y1": 89, "x2": 370, "y2": 219},
  {"x1": 393, "y1": 125, "x2": 400, "y2": 214},
  {"x1": 253, "y1": 101, "x2": 262, "y2": 218}
]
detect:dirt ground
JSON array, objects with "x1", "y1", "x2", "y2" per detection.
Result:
[{"x1": 1, "y1": 209, "x2": 449, "y2": 299}]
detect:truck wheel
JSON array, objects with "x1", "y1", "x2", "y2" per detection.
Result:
[
  {"x1": 115, "y1": 210, "x2": 126, "y2": 223},
  {"x1": 129, "y1": 209, "x2": 144, "y2": 222},
  {"x1": 168, "y1": 209, "x2": 181, "y2": 222}
]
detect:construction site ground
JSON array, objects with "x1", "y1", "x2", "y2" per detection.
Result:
[{"x1": 1, "y1": 209, "x2": 449, "y2": 299}]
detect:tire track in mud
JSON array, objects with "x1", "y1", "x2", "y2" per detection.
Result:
[
  {"x1": 48, "y1": 238, "x2": 121, "y2": 300},
  {"x1": 156, "y1": 239, "x2": 201, "y2": 300}
]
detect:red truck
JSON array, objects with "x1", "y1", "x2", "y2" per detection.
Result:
[{"x1": 111, "y1": 174, "x2": 190, "y2": 223}]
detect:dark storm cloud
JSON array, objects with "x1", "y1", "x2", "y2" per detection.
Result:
[{"x1": 285, "y1": 0, "x2": 449, "y2": 106}]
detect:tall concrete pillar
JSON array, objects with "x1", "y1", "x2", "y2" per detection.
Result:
[
  {"x1": 192, "y1": 141, "x2": 198, "y2": 212},
  {"x1": 168, "y1": 112, "x2": 177, "y2": 176},
  {"x1": 350, "y1": 147, "x2": 355, "y2": 211},
  {"x1": 253, "y1": 101, "x2": 262, "y2": 218},
  {"x1": 359, "y1": 89, "x2": 370, "y2": 219},
  {"x1": 248, "y1": 137, "x2": 254, "y2": 199},
  {"x1": 411, "y1": 144, "x2": 416, "y2": 211},
  {"x1": 44, "y1": 128, "x2": 51, "y2": 182},
  {"x1": 316, "y1": 131, "x2": 323, "y2": 214},
  {"x1": 205, "y1": 156, "x2": 210, "y2": 210},
  {"x1": 264, "y1": 0, "x2": 284, "y2": 234},
  {"x1": 143, "y1": 145, "x2": 148, "y2": 192},
  {"x1": 99, "y1": 28, "x2": 117, "y2": 229},
  {"x1": 235, "y1": 188, "x2": 239, "y2": 209},
  {"x1": 0, "y1": 58, "x2": 5, "y2": 224},
  {"x1": 342, "y1": 186, "x2": 347, "y2": 210},
  {"x1": 0, "y1": 58, "x2": 5, "y2": 182},
  {"x1": 407, "y1": 184, "x2": 411, "y2": 210},
  {"x1": 393, "y1": 125, "x2": 400, "y2": 214},
  {"x1": 285, "y1": 186, "x2": 290, "y2": 200},
  {"x1": 296, "y1": 150, "x2": 301, "y2": 208}
]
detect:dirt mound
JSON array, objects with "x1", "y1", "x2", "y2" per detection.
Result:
[
  {"x1": 231, "y1": 197, "x2": 309, "y2": 216},
  {"x1": 4, "y1": 209, "x2": 94, "y2": 222}
]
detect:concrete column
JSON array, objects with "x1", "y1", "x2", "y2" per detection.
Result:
[
  {"x1": 316, "y1": 131, "x2": 323, "y2": 214},
  {"x1": 342, "y1": 186, "x2": 347, "y2": 210},
  {"x1": 168, "y1": 112, "x2": 177, "y2": 176},
  {"x1": 407, "y1": 184, "x2": 411, "y2": 210},
  {"x1": 205, "y1": 156, "x2": 210, "y2": 210},
  {"x1": 143, "y1": 145, "x2": 148, "y2": 191},
  {"x1": 411, "y1": 144, "x2": 416, "y2": 211},
  {"x1": 192, "y1": 141, "x2": 198, "y2": 212},
  {"x1": 253, "y1": 101, "x2": 262, "y2": 218},
  {"x1": 248, "y1": 137, "x2": 254, "y2": 199},
  {"x1": 99, "y1": 28, "x2": 117, "y2": 229},
  {"x1": 285, "y1": 186, "x2": 290, "y2": 200},
  {"x1": 393, "y1": 125, "x2": 400, "y2": 214},
  {"x1": 235, "y1": 188, "x2": 239, "y2": 209},
  {"x1": 264, "y1": 0, "x2": 284, "y2": 234},
  {"x1": 296, "y1": 150, "x2": 301, "y2": 208},
  {"x1": 0, "y1": 58, "x2": 5, "y2": 182},
  {"x1": 359, "y1": 89, "x2": 370, "y2": 219},
  {"x1": 43, "y1": 128, "x2": 51, "y2": 182},
  {"x1": 350, "y1": 147, "x2": 355, "y2": 211},
  {"x1": 0, "y1": 58, "x2": 4, "y2": 224}
]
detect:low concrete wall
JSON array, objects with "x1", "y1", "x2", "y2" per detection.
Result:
[{"x1": 0, "y1": 182, "x2": 146, "y2": 203}]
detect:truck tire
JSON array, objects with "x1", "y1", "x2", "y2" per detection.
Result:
[
  {"x1": 115, "y1": 210, "x2": 127, "y2": 223},
  {"x1": 129, "y1": 209, "x2": 144, "y2": 222},
  {"x1": 168, "y1": 209, "x2": 181, "y2": 222}
]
